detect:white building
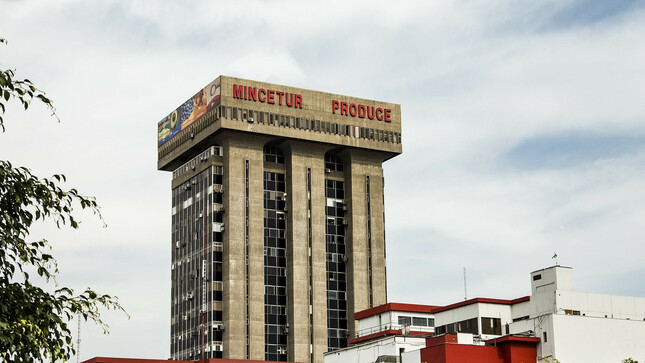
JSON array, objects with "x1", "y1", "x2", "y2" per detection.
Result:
[
  {"x1": 323, "y1": 335, "x2": 427, "y2": 363},
  {"x1": 509, "y1": 265, "x2": 645, "y2": 362},
  {"x1": 323, "y1": 265, "x2": 645, "y2": 363},
  {"x1": 354, "y1": 303, "x2": 436, "y2": 340}
]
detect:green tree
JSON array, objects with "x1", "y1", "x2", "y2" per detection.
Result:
[
  {"x1": 0, "y1": 37, "x2": 126, "y2": 361},
  {"x1": 622, "y1": 358, "x2": 638, "y2": 363}
]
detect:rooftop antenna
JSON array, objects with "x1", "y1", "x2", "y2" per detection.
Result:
[
  {"x1": 463, "y1": 267, "x2": 468, "y2": 300},
  {"x1": 552, "y1": 252, "x2": 558, "y2": 266},
  {"x1": 76, "y1": 313, "x2": 81, "y2": 363}
]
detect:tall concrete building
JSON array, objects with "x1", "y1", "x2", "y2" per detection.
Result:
[{"x1": 157, "y1": 76, "x2": 402, "y2": 362}]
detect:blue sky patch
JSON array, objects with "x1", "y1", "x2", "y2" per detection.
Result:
[
  {"x1": 504, "y1": 132, "x2": 645, "y2": 170},
  {"x1": 544, "y1": 0, "x2": 642, "y2": 30}
]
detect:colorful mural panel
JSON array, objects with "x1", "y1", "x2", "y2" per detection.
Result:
[{"x1": 158, "y1": 77, "x2": 220, "y2": 146}]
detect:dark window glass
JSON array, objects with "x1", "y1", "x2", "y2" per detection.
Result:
[
  {"x1": 481, "y1": 317, "x2": 502, "y2": 335},
  {"x1": 325, "y1": 178, "x2": 347, "y2": 350},
  {"x1": 398, "y1": 316, "x2": 412, "y2": 326},
  {"x1": 412, "y1": 317, "x2": 427, "y2": 327},
  {"x1": 264, "y1": 171, "x2": 288, "y2": 360}
]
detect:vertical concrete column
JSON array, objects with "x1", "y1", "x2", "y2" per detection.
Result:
[
  {"x1": 342, "y1": 150, "x2": 387, "y2": 335},
  {"x1": 283, "y1": 141, "x2": 328, "y2": 363},
  {"x1": 365, "y1": 164, "x2": 386, "y2": 307},
  {"x1": 247, "y1": 138, "x2": 267, "y2": 361},
  {"x1": 221, "y1": 135, "x2": 266, "y2": 360},
  {"x1": 310, "y1": 151, "x2": 330, "y2": 363},
  {"x1": 221, "y1": 139, "x2": 245, "y2": 359}
]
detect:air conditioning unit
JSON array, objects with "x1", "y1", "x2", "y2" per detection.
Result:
[
  {"x1": 214, "y1": 324, "x2": 225, "y2": 331},
  {"x1": 325, "y1": 168, "x2": 331, "y2": 173},
  {"x1": 342, "y1": 220, "x2": 348, "y2": 226},
  {"x1": 247, "y1": 117, "x2": 254, "y2": 123},
  {"x1": 278, "y1": 347, "x2": 287, "y2": 355},
  {"x1": 190, "y1": 132, "x2": 195, "y2": 139},
  {"x1": 342, "y1": 255, "x2": 348, "y2": 263}
]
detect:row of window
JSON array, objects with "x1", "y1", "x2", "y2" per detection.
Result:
[
  {"x1": 223, "y1": 106, "x2": 402, "y2": 145},
  {"x1": 398, "y1": 316, "x2": 435, "y2": 327},
  {"x1": 264, "y1": 171, "x2": 288, "y2": 362},
  {"x1": 434, "y1": 317, "x2": 502, "y2": 336},
  {"x1": 171, "y1": 167, "x2": 224, "y2": 359},
  {"x1": 171, "y1": 146, "x2": 223, "y2": 180},
  {"x1": 325, "y1": 178, "x2": 348, "y2": 351}
]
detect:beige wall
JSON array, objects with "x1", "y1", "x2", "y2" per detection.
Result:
[{"x1": 220, "y1": 134, "x2": 267, "y2": 360}]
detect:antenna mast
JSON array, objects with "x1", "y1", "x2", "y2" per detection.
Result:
[
  {"x1": 76, "y1": 314, "x2": 81, "y2": 363},
  {"x1": 463, "y1": 267, "x2": 468, "y2": 300}
]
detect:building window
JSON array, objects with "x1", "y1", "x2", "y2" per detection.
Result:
[
  {"x1": 481, "y1": 317, "x2": 502, "y2": 335},
  {"x1": 264, "y1": 171, "x2": 287, "y2": 361},
  {"x1": 412, "y1": 317, "x2": 428, "y2": 327},
  {"x1": 326, "y1": 179, "x2": 347, "y2": 350},
  {"x1": 457, "y1": 318, "x2": 478, "y2": 334},
  {"x1": 543, "y1": 331, "x2": 547, "y2": 343},
  {"x1": 324, "y1": 154, "x2": 344, "y2": 172},
  {"x1": 533, "y1": 274, "x2": 542, "y2": 281},
  {"x1": 398, "y1": 316, "x2": 412, "y2": 326},
  {"x1": 264, "y1": 146, "x2": 285, "y2": 164}
]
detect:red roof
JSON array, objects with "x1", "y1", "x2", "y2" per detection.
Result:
[
  {"x1": 354, "y1": 303, "x2": 439, "y2": 320},
  {"x1": 485, "y1": 335, "x2": 540, "y2": 345},
  {"x1": 430, "y1": 296, "x2": 530, "y2": 314},
  {"x1": 354, "y1": 297, "x2": 530, "y2": 320}
]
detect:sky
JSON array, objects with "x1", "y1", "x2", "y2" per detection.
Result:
[{"x1": 1, "y1": 0, "x2": 645, "y2": 361}]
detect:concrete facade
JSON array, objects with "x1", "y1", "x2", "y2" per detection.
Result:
[{"x1": 158, "y1": 76, "x2": 402, "y2": 362}]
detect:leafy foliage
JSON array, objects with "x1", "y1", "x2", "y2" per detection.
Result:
[
  {"x1": 0, "y1": 38, "x2": 58, "y2": 132},
  {"x1": 622, "y1": 358, "x2": 638, "y2": 363},
  {"x1": 0, "y1": 37, "x2": 126, "y2": 361}
]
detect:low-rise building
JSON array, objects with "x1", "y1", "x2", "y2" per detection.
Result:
[{"x1": 323, "y1": 265, "x2": 645, "y2": 363}]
